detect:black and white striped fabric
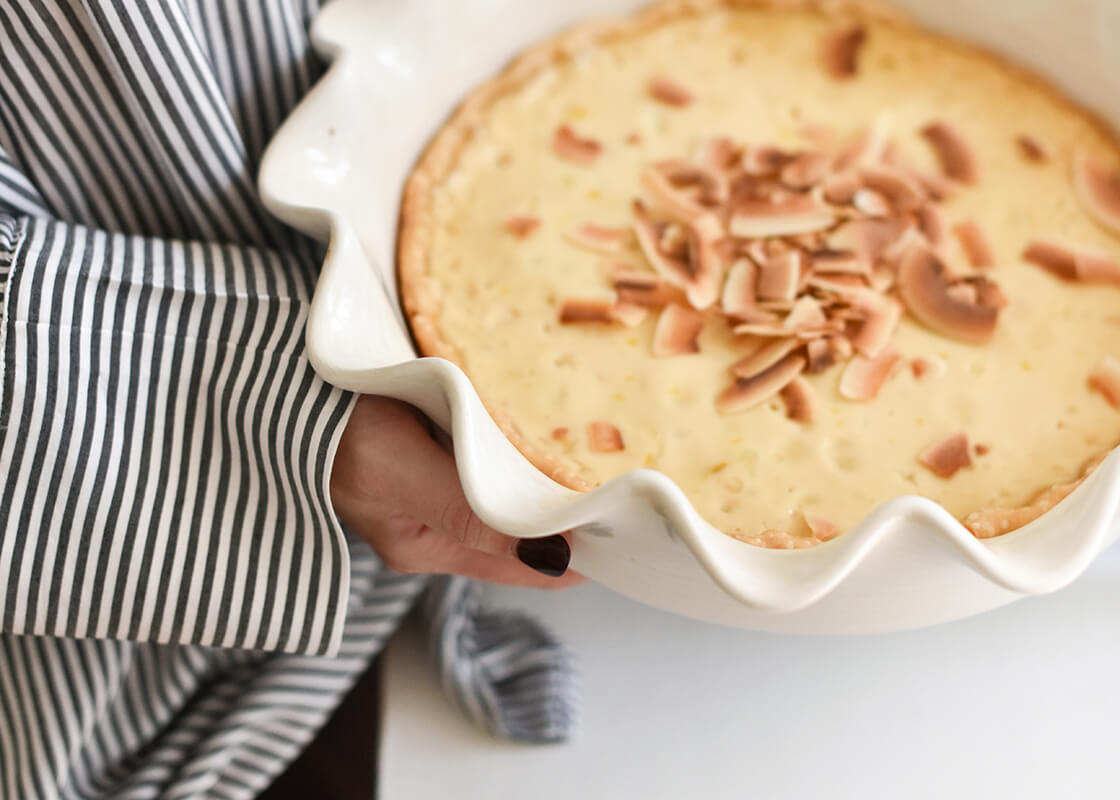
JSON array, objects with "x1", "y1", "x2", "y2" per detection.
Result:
[
  {"x1": 0, "y1": 2, "x2": 575, "y2": 797},
  {"x1": 424, "y1": 576, "x2": 577, "y2": 744}
]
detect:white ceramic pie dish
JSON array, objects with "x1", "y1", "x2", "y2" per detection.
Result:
[{"x1": 259, "y1": 0, "x2": 1120, "y2": 633}]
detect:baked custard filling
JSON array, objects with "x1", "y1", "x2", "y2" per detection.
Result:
[{"x1": 400, "y1": 2, "x2": 1120, "y2": 547}]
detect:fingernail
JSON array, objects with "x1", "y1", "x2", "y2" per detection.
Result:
[{"x1": 516, "y1": 535, "x2": 570, "y2": 577}]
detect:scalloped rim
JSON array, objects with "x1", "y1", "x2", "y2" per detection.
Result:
[{"x1": 259, "y1": 0, "x2": 1120, "y2": 626}]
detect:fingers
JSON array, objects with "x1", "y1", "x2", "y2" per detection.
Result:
[
  {"x1": 385, "y1": 529, "x2": 585, "y2": 589},
  {"x1": 338, "y1": 396, "x2": 581, "y2": 586},
  {"x1": 449, "y1": 549, "x2": 585, "y2": 590}
]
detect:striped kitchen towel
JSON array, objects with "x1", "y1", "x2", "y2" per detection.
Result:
[{"x1": 0, "y1": 2, "x2": 576, "y2": 797}]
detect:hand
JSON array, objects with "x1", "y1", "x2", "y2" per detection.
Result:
[{"x1": 331, "y1": 395, "x2": 583, "y2": 588}]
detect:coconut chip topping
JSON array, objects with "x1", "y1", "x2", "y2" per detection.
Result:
[
  {"x1": 555, "y1": 120, "x2": 1017, "y2": 420},
  {"x1": 565, "y1": 223, "x2": 628, "y2": 253},
  {"x1": 779, "y1": 376, "x2": 814, "y2": 422},
  {"x1": 553, "y1": 125, "x2": 602, "y2": 165},
  {"x1": 1072, "y1": 150, "x2": 1120, "y2": 237},
  {"x1": 648, "y1": 75, "x2": 694, "y2": 107},
  {"x1": 953, "y1": 219, "x2": 995, "y2": 268},
  {"x1": 1016, "y1": 134, "x2": 1049, "y2": 164},
  {"x1": 920, "y1": 121, "x2": 978, "y2": 184},
  {"x1": 919, "y1": 432, "x2": 973, "y2": 478},
  {"x1": 1089, "y1": 355, "x2": 1120, "y2": 409},
  {"x1": 1022, "y1": 240, "x2": 1120, "y2": 286},
  {"x1": 821, "y1": 25, "x2": 867, "y2": 80},
  {"x1": 505, "y1": 215, "x2": 541, "y2": 238},
  {"x1": 587, "y1": 421, "x2": 624, "y2": 452}
]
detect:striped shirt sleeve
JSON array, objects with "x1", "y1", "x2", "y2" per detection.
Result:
[{"x1": 0, "y1": 214, "x2": 356, "y2": 655}]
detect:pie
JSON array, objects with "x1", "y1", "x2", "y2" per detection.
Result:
[{"x1": 398, "y1": 0, "x2": 1120, "y2": 546}]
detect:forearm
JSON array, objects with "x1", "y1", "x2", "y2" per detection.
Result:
[{"x1": 0, "y1": 215, "x2": 355, "y2": 655}]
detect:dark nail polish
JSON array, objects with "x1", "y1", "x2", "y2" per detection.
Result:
[{"x1": 516, "y1": 535, "x2": 570, "y2": 577}]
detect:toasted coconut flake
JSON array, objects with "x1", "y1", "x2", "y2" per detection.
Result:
[
  {"x1": 717, "y1": 354, "x2": 806, "y2": 414},
  {"x1": 1022, "y1": 239, "x2": 1120, "y2": 286},
  {"x1": 906, "y1": 167, "x2": 955, "y2": 202},
  {"x1": 882, "y1": 223, "x2": 925, "y2": 264},
  {"x1": 565, "y1": 223, "x2": 627, "y2": 253},
  {"x1": 640, "y1": 165, "x2": 708, "y2": 222},
  {"x1": 721, "y1": 258, "x2": 760, "y2": 318},
  {"x1": 729, "y1": 195, "x2": 835, "y2": 238},
  {"x1": 742, "y1": 146, "x2": 792, "y2": 176},
  {"x1": 804, "y1": 514, "x2": 838, "y2": 541},
  {"x1": 975, "y1": 443, "x2": 991, "y2": 456},
  {"x1": 632, "y1": 201, "x2": 692, "y2": 287},
  {"x1": 833, "y1": 117, "x2": 892, "y2": 171},
  {"x1": 1073, "y1": 150, "x2": 1120, "y2": 236},
  {"x1": 505, "y1": 215, "x2": 540, "y2": 238},
  {"x1": 695, "y1": 137, "x2": 738, "y2": 171},
  {"x1": 657, "y1": 160, "x2": 730, "y2": 206},
  {"x1": 829, "y1": 217, "x2": 906, "y2": 263},
  {"x1": 613, "y1": 301, "x2": 649, "y2": 327},
  {"x1": 858, "y1": 166, "x2": 925, "y2": 212},
  {"x1": 945, "y1": 282, "x2": 978, "y2": 306},
  {"x1": 610, "y1": 266, "x2": 681, "y2": 308},
  {"x1": 821, "y1": 25, "x2": 867, "y2": 79},
  {"x1": 553, "y1": 125, "x2": 601, "y2": 165},
  {"x1": 1016, "y1": 134, "x2": 1049, "y2": 163},
  {"x1": 684, "y1": 214, "x2": 727, "y2": 309},
  {"x1": 810, "y1": 249, "x2": 867, "y2": 275},
  {"x1": 757, "y1": 251, "x2": 805, "y2": 302},
  {"x1": 659, "y1": 222, "x2": 689, "y2": 258},
  {"x1": 820, "y1": 171, "x2": 861, "y2": 205},
  {"x1": 1076, "y1": 249, "x2": 1120, "y2": 286},
  {"x1": 551, "y1": 427, "x2": 569, "y2": 441},
  {"x1": 730, "y1": 337, "x2": 799, "y2": 378},
  {"x1": 807, "y1": 274, "x2": 874, "y2": 296},
  {"x1": 784, "y1": 295, "x2": 828, "y2": 330},
  {"x1": 850, "y1": 295, "x2": 901, "y2": 358},
  {"x1": 794, "y1": 322, "x2": 845, "y2": 341},
  {"x1": 559, "y1": 298, "x2": 617, "y2": 324},
  {"x1": 742, "y1": 239, "x2": 769, "y2": 267},
  {"x1": 805, "y1": 338, "x2": 832, "y2": 373},
  {"x1": 839, "y1": 347, "x2": 900, "y2": 400},
  {"x1": 852, "y1": 188, "x2": 891, "y2": 217},
  {"x1": 781, "y1": 151, "x2": 830, "y2": 189},
  {"x1": 868, "y1": 263, "x2": 896, "y2": 293},
  {"x1": 588, "y1": 422, "x2": 624, "y2": 452},
  {"x1": 919, "y1": 432, "x2": 972, "y2": 478},
  {"x1": 806, "y1": 336, "x2": 844, "y2": 374},
  {"x1": 953, "y1": 219, "x2": 995, "y2": 268},
  {"x1": 920, "y1": 121, "x2": 977, "y2": 184},
  {"x1": 915, "y1": 204, "x2": 946, "y2": 247},
  {"x1": 1022, "y1": 240, "x2": 1077, "y2": 281},
  {"x1": 652, "y1": 303, "x2": 705, "y2": 356},
  {"x1": 960, "y1": 274, "x2": 1008, "y2": 309},
  {"x1": 789, "y1": 232, "x2": 829, "y2": 253},
  {"x1": 732, "y1": 321, "x2": 798, "y2": 338},
  {"x1": 648, "y1": 75, "x2": 693, "y2": 107},
  {"x1": 1088, "y1": 355, "x2": 1120, "y2": 409},
  {"x1": 910, "y1": 355, "x2": 946, "y2": 380},
  {"x1": 897, "y1": 244, "x2": 999, "y2": 343},
  {"x1": 779, "y1": 376, "x2": 814, "y2": 422}
]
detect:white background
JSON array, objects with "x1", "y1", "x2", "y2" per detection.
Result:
[{"x1": 381, "y1": 544, "x2": 1120, "y2": 799}]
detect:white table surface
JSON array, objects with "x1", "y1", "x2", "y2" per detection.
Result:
[{"x1": 380, "y1": 543, "x2": 1120, "y2": 799}]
